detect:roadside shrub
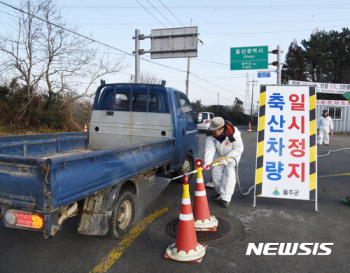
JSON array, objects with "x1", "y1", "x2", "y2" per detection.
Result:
[{"x1": 0, "y1": 80, "x2": 86, "y2": 132}]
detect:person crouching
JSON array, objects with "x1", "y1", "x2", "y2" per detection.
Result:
[{"x1": 203, "y1": 117, "x2": 244, "y2": 207}]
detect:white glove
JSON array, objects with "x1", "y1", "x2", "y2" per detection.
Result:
[{"x1": 221, "y1": 158, "x2": 234, "y2": 166}]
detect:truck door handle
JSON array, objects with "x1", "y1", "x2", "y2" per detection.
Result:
[{"x1": 183, "y1": 128, "x2": 186, "y2": 136}]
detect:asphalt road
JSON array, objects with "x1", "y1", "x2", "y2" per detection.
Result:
[{"x1": 1, "y1": 130, "x2": 350, "y2": 273}]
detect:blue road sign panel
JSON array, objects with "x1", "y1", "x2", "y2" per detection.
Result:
[{"x1": 257, "y1": 72, "x2": 271, "y2": 78}]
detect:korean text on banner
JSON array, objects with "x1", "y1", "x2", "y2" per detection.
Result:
[{"x1": 255, "y1": 85, "x2": 317, "y2": 201}]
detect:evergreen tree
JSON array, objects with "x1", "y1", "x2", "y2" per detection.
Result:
[
  {"x1": 282, "y1": 39, "x2": 307, "y2": 84},
  {"x1": 301, "y1": 30, "x2": 332, "y2": 82},
  {"x1": 328, "y1": 28, "x2": 350, "y2": 83},
  {"x1": 190, "y1": 100, "x2": 203, "y2": 112}
]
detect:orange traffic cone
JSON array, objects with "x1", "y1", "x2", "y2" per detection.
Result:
[
  {"x1": 205, "y1": 177, "x2": 215, "y2": 189},
  {"x1": 193, "y1": 159, "x2": 218, "y2": 232},
  {"x1": 247, "y1": 122, "x2": 252, "y2": 132},
  {"x1": 84, "y1": 124, "x2": 87, "y2": 132},
  {"x1": 164, "y1": 175, "x2": 207, "y2": 263}
]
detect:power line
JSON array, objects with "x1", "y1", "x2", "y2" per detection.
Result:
[
  {"x1": 198, "y1": 39, "x2": 228, "y2": 64},
  {"x1": 136, "y1": 0, "x2": 166, "y2": 28},
  {"x1": 79, "y1": 0, "x2": 133, "y2": 29},
  {"x1": 0, "y1": 0, "x2": 250, "y2": 100},
  {"x1": 4, "y1": 18, "x2": 346, "y2": 26},
  {"x1": 0, "y1": 1, "x2": 132, "y2": 56},
  {"x1": 6, "y1": 37, "x2": 239, "y2": 80},
  {"x1": 159, "y1": 0, "x2": 185, "y2": 27},
  {"x1": 190, "y1": 81, "x2": 237, "y2": 103},
  {"x1": 204, "y1": 24, "x2": 350, "y2": 35},
  {"x1": 60, "y1": 4, "x2": 350, "y2": 11},
  {"x1": 147, "y1": 0, "x2": 175, "y2": 28},
  {"x1": 191, "y1": 73, "x2": 245, "y2": 99},
  {"x1": 0, "y1": 9, "x2": 15, "y2": 17},
  {"x1": 195, "y1": 58, "x2": 229, "y2": 66},
  {"x1": 0, "y1": 31, "x2": 250, "y2": 81}
]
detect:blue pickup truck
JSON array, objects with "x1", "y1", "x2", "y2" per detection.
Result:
[{"x1": 0, "y1": 81, "x2": 202, "y2": 238}]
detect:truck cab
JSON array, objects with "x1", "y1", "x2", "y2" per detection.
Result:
[{"x1": 90, "y1": 81, "x2": 201, "y2": 176}]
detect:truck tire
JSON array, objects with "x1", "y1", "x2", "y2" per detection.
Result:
[
  {"x1": 173, "y1": 152, "x2": 195, "y2": 182},
  {"x1": 109, "y1": 191, "x2": 135, "y2": 239}
]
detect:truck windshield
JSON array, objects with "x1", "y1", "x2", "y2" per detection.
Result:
[{"x1": 178, "y1": 93, "x2": 195, "y2": 121}]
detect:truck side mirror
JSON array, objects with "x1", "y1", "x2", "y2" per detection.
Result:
[{"x1": 196, "y1": 112, "x2": 203, "y2": 124}]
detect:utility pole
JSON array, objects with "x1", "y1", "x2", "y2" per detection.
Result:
[
  {"x1": 135, "y1": 29, "x2": 140, "y2": 83},
  {"x1": 185, "y1": 19, "x2": 193, "y2": 97},
  {"x1": 245, "y1": 72, "x2": 250, "y2": 114},
  {"x1": 218, "y1": 92, "x2": 219, "y2": 111},
  {"x1": 186, "y1": 58, "x2": 190, "y2": 97},
  {"x1": 247, "y1": 76, "x2": 259, "y2": 122}
]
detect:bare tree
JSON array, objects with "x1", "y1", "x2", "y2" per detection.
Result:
[
  {"x1": 128, "y1": 71, "x2": 162, "y2": 84},
  {"x1": 0, "y1": 0, "x2": 45, "y2": 118},
  {"x1": 39, "y1": 0, "x2": 124, "y2": 101},
  {"x1": 0, "y1": 0, "x2": 125, "y2": 119}
]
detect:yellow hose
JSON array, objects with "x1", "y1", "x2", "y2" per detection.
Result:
[{"x1": 211, "y1": 156, "x2": 231, "y2": 165}]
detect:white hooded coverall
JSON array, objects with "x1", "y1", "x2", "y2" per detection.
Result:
[
  {"x1": 204, "y1": 126, "x2": 244, "y2": 202},
  {"x1": 317, "y1": 115, "x2": 333, "y2": 145}
]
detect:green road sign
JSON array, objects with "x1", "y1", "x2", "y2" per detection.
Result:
[
  {"x1": 230, "y1": 46, "x2": 268, "y2": 70},
  {"x1": 343, "y1": 91, "x2": 350, "y2": 100}
]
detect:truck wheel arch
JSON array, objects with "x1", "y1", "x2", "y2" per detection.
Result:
[
  {"x1": 101, "y1": 180, "x2": 137, "y2": 213},
  {"x1": 120, "y1": 180, "x2": 137, "y2": 195}
]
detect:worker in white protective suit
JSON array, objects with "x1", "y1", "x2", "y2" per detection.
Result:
[
  {"x1": 317, "y1": 110, "x2": 333, "y2": 146},
  {"x1": 203, "y1": 117, "x2": 244, "y2": 207}
]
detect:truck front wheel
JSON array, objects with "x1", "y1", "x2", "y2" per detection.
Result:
[{"x1": 109, "y1": 191, "x2": 135, "y2": 239}]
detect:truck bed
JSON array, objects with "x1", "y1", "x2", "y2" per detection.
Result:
[
  {"x1": 0, "y1": 132, "x2": 175, "y2": 211},
  {"x1": 40, "y1": 149, "x2": 94, "y2": 159}
]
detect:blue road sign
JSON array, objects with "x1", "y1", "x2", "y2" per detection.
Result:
[{"x1": 257, "y1": 72, "x2": 271, "y2": 78}]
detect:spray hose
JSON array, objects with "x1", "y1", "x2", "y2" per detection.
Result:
[
  {"x1": 317, "y1": 147, "x2": 350, "y2": 158},
  {"x1": 212, "y1": 156, "x2": 255, "y2": 197},
  {"x1": 172, "y1": 156, "x2": 255, "y2": 197},
  {"x1": 172, "y1": 147, "x2": 350, "y2": 194}
]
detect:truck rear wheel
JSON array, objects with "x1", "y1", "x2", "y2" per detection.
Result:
[
  {"x1": 173, "y1": 152, "x2": 195, "y2": 182},
  {"x1": 109, "y1": 191, "x2": 135, "y2": 239}
]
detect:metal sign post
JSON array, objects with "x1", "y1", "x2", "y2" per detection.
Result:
[
  {"x1": 135, "y1": 29, "x2": 140, "y2": 83},
  {"x1": 132, "y1": 27, "x2": 199, "y2": 92},
  {"x1": 269, "y1": 46, "x2": 283, "y2": 84}
]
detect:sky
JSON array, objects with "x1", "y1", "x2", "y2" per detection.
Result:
[{"x1": 1, "y1": 0, "x2": 350, "y2": 111}]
